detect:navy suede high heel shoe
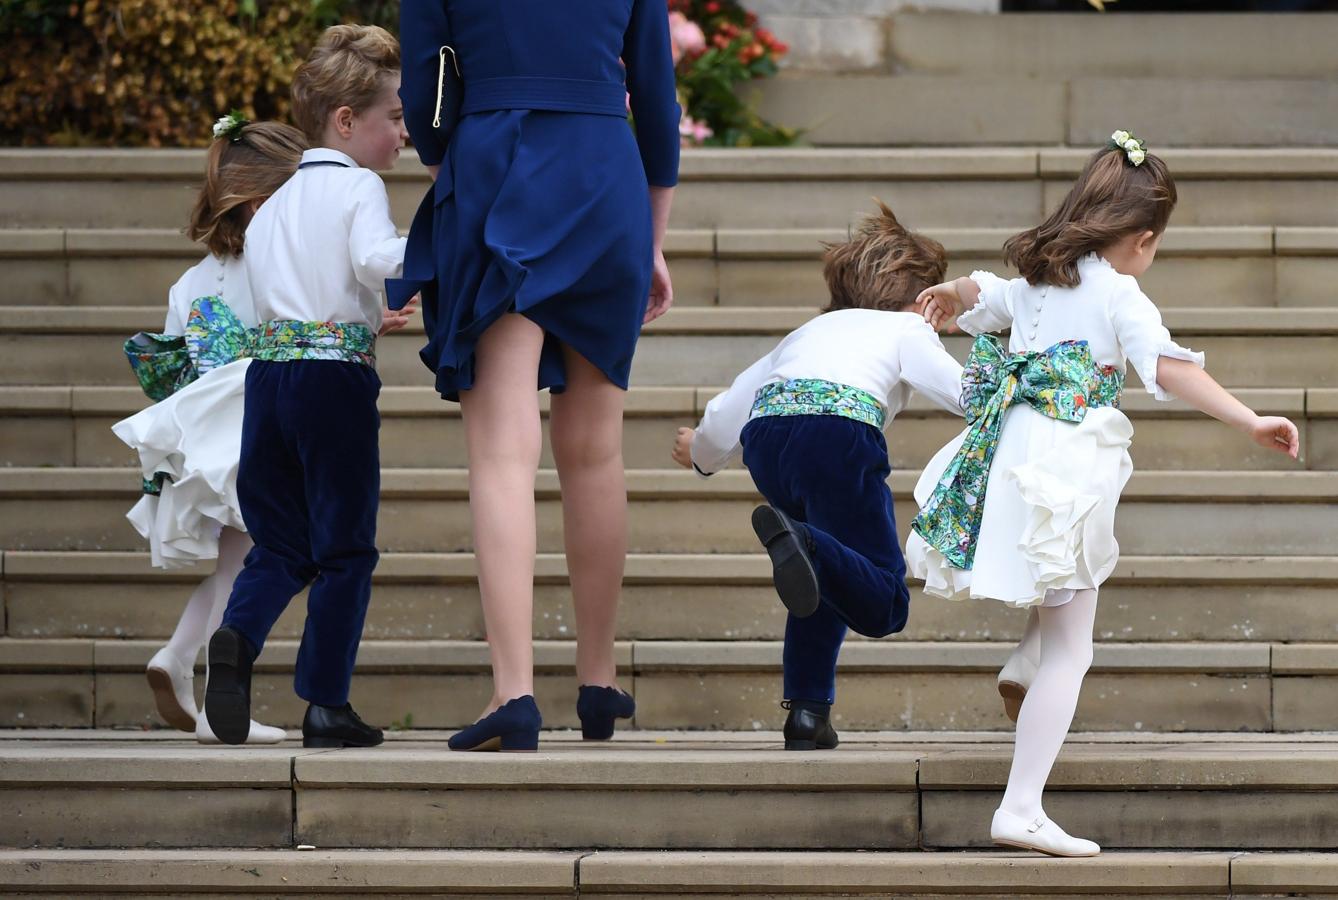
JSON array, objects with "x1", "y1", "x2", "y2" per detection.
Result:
[
  {"x1": 448, "y1": 695, "x2": 542, "y2": 752},
  {"x1": 576, "y1": 685, "x2": 635, "y2": 740}
]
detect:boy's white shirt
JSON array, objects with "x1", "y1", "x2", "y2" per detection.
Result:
[
  {"x1": 243, "y1": 147, "x2": 407, "y2": 332},
  {"x1": 164, "y1": 253, "x2": 259, "y2": 335},
  {"x1": 691, "y1": 308, "x2": 966, "y2": 476}
]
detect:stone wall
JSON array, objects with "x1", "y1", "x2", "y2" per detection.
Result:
[{"x1": 747, "y1": 0, "x2": 1001, "y2": 72}]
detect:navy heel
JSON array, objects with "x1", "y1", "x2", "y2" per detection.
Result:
[
  {"x1": 448, "y1": 695, "x2": 542, "y2": 752},
  {"x1": 577, "y1": 685, "x2": 636, "y2": 740}
]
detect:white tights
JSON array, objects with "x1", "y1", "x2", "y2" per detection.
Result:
[
  {"x1": 998, "y1": 588, "x2": 1098, "y2": 821},
  {"x1": 163, "y1": 527, "x2": 253, "y2": 668}
]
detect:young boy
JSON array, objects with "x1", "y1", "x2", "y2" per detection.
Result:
[
  {"x1": 672, "y1": 202, "x2": 965, "y2": 750},
  {"x1": 204, "y1": 25, "x2": 411, "y2": 748}
]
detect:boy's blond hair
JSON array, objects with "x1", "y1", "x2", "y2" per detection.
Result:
[
  {"x1": 821, "y1": 201, "x2": 947, "y2": 314},
  {"x1": 291, "y1": 24, "x2": 400, "y2": 143}
]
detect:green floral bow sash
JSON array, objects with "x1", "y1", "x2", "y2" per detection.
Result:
[
  {"x1": 910, "y1": 334, "x2": 1124, "y2": 570},
  {"x1": 124, "y1": 296, "x2": 255, "y2": 401}
]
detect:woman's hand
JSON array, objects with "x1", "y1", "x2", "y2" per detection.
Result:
[
  {"x1": 671, "y1": 426, "x2": 695, "y2": 469},
  {"x1": 1250, "y1": 415, "x2": 1301, "y2": 459},
  {"x1": 643, "y1": 249, "x2": 674, "y2": 324},
  {"x1": 380, "y1": 295, "x2": 420, "y2": 336},
  {"x1": 917, "y1": 280, "x2": 964, "y2": 332}
]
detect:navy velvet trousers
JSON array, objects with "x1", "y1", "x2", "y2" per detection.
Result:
[
  {"x1": 222, "y1": 359, "x2": 381, "y2": 707},
  {"x1": 741, "y1": 415, "x2": 911, "y2": 704}
]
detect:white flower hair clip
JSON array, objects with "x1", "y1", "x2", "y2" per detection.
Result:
[
  {"x1": 1108, "y1": 129, "x2": 1147, "y2": 167},
  {"x1": 212, "y1": 110, "x2": 249, "y2": 142}
]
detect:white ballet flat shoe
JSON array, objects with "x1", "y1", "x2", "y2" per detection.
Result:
[
  {"x1": 991, "y1": 808, "x2": 1101, "y2": 857},
  {"x1": 146, "y1": 647, "x2": 198, "y2": 732},
  {"x1": 196, "y1": 710, "x2": 287, "y2": 745}
]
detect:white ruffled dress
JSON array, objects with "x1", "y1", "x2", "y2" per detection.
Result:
[
  {"x1": 113, "y1": 254, "x2": 255, "y2": 568},
  {"x1": 906, "y1": 255, "x2": 1204, "y2": 608}
]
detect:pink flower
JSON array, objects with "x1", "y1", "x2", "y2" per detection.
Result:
[
  {"x1": 668, "y1": 11, "x2": 706, "y2": 63},
  {"x1": 679, "y1": 112, "x2": 713, "y2": 146}
]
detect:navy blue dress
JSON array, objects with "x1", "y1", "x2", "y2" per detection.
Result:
[{"x1": 393, "y1": 0, "x2": 681, "y2": 400}]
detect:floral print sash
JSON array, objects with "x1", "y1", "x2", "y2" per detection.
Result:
[
  {"x1": 124, "y1": 295, "x2": 255, "y2": 401},
  {"x1": 253, "y1": 320, "x2": 376, "y2": 367},
  {"x1": 911, "y1": 334, "x2": 1124, "y2": 570},
  {"x1": 751, "y1": 378, "x2": 886, "y2": 430}
]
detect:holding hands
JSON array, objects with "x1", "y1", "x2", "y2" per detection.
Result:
[
  {"x1": 916, "y1": 276, "x2": 980, "y2": 333},
  {"x1": 380, "y1": 295, "x2": 420, "y2": 336}
]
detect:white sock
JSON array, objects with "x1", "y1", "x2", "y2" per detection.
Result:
[
  {"x1": 164, "y1": 527, "x2": 253, "y2": 668},
  {"x1": 998, "y1": 588, "x2": 1098, "y2": 821}
]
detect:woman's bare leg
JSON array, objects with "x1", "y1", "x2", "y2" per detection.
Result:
[
  {"x1": 459, "y1": 314, "x2": 546, "y2": 712},
  {"x1": 548, "y1": 345, "x2": 628, "y2": 688}
]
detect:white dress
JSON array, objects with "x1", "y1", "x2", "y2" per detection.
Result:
[
  {"x1": 906, "y1": 254, "x2": 1203, "y2": 608},
  {"x1": 112, "y1": 254, "x2": 256, "y2": 568}
]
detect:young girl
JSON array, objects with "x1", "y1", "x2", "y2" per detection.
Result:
[
  {"x1": 673, "y1": 203, "x2": 965, "y2": 750},
  {"x1": 116, "y1": 116, "x2": 306, "y2": 744},
  {"x1": 908, "y1": 132, "x2": 1300, "y2": 857}
]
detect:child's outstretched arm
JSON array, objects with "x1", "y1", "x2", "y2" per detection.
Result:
[
  {"x1": 677, "y1": 349, "x2": 778, "y2": 476},
  {"x1": 1156, "y1": 358, "x2": 1299, "y2": 458}
]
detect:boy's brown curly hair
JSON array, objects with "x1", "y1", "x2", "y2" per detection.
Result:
[{"x1": 822, "y1": 200, "x2": 947, "y2": 314}]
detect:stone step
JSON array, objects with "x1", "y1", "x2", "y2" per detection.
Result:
[
  {"x1": 7, "y1": 225, "x2": 1338, "y2": 309},
  {"x1": 875, "y1": 13, "x2": 1338, "y2": 81},
  {"x1": 5, "y1": 847, "x2": 1332, "y2": 898},
  {"x1": 2, "y1": 633, "x2": 1336, "y2": 733},
  {"x1": 3, "y1": 306, "x2": 1336, "y2": 388},
  {"x1": 3, "y1": 385, "x2": 1326, "y2": 471},
  {"x1": 754, "y1": 74, "x2": 1338, "y2": 148},
  {"x1": 5, "y1": 734, "x2": 1338, "y2": 850},
  {"x1": 2, "y1": 468, "x2": 1333, "y2": 555},
  {"x1": 4, "y1": 552, "x2": 1336, "y2": 646},
  {"x1": 5, "y1": 148, "x2": 1338, "y2": 230}
]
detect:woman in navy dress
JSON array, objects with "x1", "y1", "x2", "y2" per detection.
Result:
[{"x1": 395, "y1": 0, "x2": 680, "y2": 750}]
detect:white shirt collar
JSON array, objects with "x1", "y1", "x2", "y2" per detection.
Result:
[{"x1": 300, "y1": 147, "x2": 360, "y2": 169}]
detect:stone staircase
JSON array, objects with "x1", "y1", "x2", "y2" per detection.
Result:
[{"x1": 3, "y1": 10, "x2": 1338, "y2": 896}]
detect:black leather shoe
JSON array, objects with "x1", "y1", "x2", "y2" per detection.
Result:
[
  {"x1": 204, "y1": 626, "x2": 257, "y2": 746},
  {"x1": 782, "y1": 699, "x2": 839, "y2": 751},
  {"x1": 751, "y1": 505, "x2": 820, "y2": 618},
  {"x1": 302, "y1": 703, "x2": 384, "y2": 749}
]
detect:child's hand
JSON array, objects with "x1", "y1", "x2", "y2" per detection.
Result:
[
  {"x1": 1250, "y1": 415, "x2": 1300, "y2": 459},
  {"x1": 379, "y1": 295, "x2": 420, "y2": 336},
  {"x1": 671, "y1": 427, "x2": 695, "y2": 469},
  {"x1": 918, "y1": 280, "x2": 963, "y2": 333}
]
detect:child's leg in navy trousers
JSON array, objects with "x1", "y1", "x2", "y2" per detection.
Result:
[
  {"x1": 742, "y1": 415, "x2": 911, "y2": 704},
  {"x1": 222, "y1": 359, "x2": 381, "y2": 707}
]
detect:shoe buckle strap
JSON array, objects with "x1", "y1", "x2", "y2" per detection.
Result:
[{"x1": 1027, "y1": 817, "x2": 1046, "y2": 834}]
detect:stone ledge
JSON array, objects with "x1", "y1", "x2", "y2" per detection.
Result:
[
  {"x1": 3, "y1": 466, "x2": 1336, "y2": 501},
  {"x1": 293, "y1": 747, "x2": 921, "y2": 789},
  {"x1": 5, "y1": 551, "x2": 1336, "y2": 586},
  {"x1": 580, "y1": 849, "x2": 1232, "y2": 892},
  {"x1": 2, "y1": 384, "x2": 1307, "y2": 419},
  {"x1": 91, "y1": 638, "x2": 633, "y2": 673},
  {"x1": 0, "y1": 849, "x2": 582, "y2": 892}
]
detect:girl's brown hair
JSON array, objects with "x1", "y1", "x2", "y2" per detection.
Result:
[
  {"x1": 1004, "y1": 146, "x2": 1177, "y2": 289},
  {"x1": 291, "y1": 24, "x2": 401, "y2": 142},
  {"x1": 822, "y1": 200, "x2": 947, "y2": 313},
  {"x1": 187, "y1": 122, "x2": 307, "y2": 258}
]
